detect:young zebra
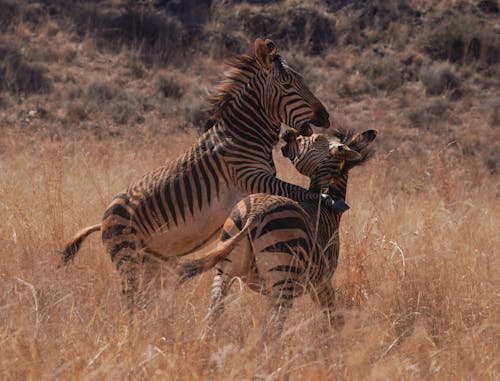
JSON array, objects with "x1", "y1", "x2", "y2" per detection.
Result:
[
  {"x1": 60, "y1": 38, "x2": 336, "y2": 313},
  {"x1": 177, "y1": 128, "x2": 377, "y2": 336}
]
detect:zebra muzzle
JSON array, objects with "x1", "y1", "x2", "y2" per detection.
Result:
[
  {"x1": 299, "y1": 123, "x2": 313, "y2": 136},
  {"x1": 332, "y1": 199, "x2": 350, "y2": 213}
]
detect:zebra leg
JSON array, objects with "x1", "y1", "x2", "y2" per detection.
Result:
[
  {"x1": 137, "y1": 255, "x2": 163, "y2": 311},
  {"x1": 262, "y1": 298, "x2": 293, "y2": 341},
  {"x1": 117, "y1": 256, "x2": 141, "y2": 321},
  {"x1": 314, "y1": 282, "x2": 344, "y2": 331}
]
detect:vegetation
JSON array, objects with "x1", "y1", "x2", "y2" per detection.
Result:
[{"x1": 0, "y1": 0, "x2": 498, "y2": 379}]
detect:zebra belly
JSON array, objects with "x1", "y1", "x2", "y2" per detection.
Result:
[{"x1": 146, "y1": 187, "x2": 247, "y2": 257}]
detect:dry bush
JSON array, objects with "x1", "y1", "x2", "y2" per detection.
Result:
[
  {"x1": 484, "y1": 146, "x2": 500, "y2": 175},
  {"x1": 338, "y1": 74, "x2": 375, "y2": 98},
  {"x1": 156, "y1": 75, "x2": 182, "y2": 99},
  {"x1": 86, "y1": 78, "x2": 116, "y2": 102},
  {"x1": 0, "y1": 128, "x2": 497, "y2": 380},
  {"x1": 104, "y1": 92, "x2": 144, "y2": 126},
  {"x1": 0, "y1": 42, "x2": 51, "y2": 96},
  {"x1": 489, "y1": 98, "x2": 500, "y2": 127},
  {"x1": 0, "y1": 0, "x2": 20, "y2": 31},
  {"x1": 355, "y1": 51, "x2": 403, "y2": 93},
  {"x1": 183, "y1": 98, "x2": 211, "y2": 132},
  {"x1": 478, "y1": 0, "x2": 499, "y2": 13},
  {"x1": 213, "y1": 4, "x2": 336, "y2": 55},
  {"x1": 419, "y1": 62, "x2": 461, "y2": 96},
  {"x1": 407, "y1": 98, "x2": 453, "y2": 129},
  {"x1": 421, "y1": 13, "x2": 499, "y2": 65},
  {"x1": 65, "y1": 101, "x2": 88, "y2": 123},
  {"x1": 355, "y1": 0, "x2": 421, "y2": 31},
  {"x1": 335, "y1": 0, "x2": 421, "y2": 48}
]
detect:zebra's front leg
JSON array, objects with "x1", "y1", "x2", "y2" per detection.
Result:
[{"x1": 314, "y1": 282, "x2": 344, "y2": 331}]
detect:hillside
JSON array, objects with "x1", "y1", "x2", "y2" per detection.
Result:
[{"x1": 1, "y1": 0, "x2": 499, "y2": 171}]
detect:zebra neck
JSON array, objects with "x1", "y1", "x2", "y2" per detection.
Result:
[
  {"x1": 305, "y1": 176, "x2": 349, "y2": 246},
  {"x1": 215, "y1": 88, "x2": 282, "y2": 147}
]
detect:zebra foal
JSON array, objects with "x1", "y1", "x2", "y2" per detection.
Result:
[
  {"x1": 60, "y1": 38, "x2": 336, "y2": 313},
  {"x1": 178, "y1": 127, "x2": 377, "y2": 336}
]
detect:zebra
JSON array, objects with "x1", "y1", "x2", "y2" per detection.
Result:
[
  {"x1": 60, "y1": 38, "x2": 336, "y2": 313},
  {"x1": 177, "y1": 127, "x2": 377, "y2": 337}
]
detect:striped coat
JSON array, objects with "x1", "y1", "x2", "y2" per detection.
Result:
[
  {"x1": 60, "y1": 38, "x2": 332, "y2": 313},
  {"x1": 178, "y1": 128, "x2": 377, "y2": 336}
]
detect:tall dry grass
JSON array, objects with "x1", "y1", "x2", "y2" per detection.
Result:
[{"x1": 0, "y1": 127, "x2": 498, "y2": 380}]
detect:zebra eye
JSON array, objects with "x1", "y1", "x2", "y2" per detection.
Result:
[{"x1": 283, "y1": 82, "x2": 293, "y2": 90}]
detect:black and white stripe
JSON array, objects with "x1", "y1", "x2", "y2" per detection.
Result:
[
  {"x1": 60, "y1": 38, "x2": 332, "y2": 313},
  {"x1": 178, "y1": 128, "x2": 377, "y2": 336}
]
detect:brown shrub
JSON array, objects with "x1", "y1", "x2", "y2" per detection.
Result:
[
  {"x1": 421, "y1": 14, "x2": 499, "y2": 65},
  {"x1": 86, "y1": 79, "x2": 115, "y2": 102},
  {"x1": 0, "y1": 0, "x2": 20, "y2": 31},
  {"x1": 419, "y1": 63, "x2": 461, "y2": 96},
  {"x1": 407, "y1": 98, "x2": 453, "y2": 129},
  {"x1": 183, "y1": 98, "x2": 211, "y2": 132},
  {"x1": 107, "y1": 92, "x2": 144, "y2": 125},
  {"x1": 156, "y1": 75, "x2": 182, "y2": 99},
  {"x1": 215, "y1": 5, "x2": 336, "y2": 55},
  {"x1": 489, "y1": 98, "x2": 500, "y2": 127},
  {"x1": 483, "y1": 146, "x2": 500, "y2": 175},
  {"x1": 355, "y1": 51, "x2": 402, "y2": 93},
  {"x1": 0, "y1": 42, "x2": 51, "y2": 96},
  {"x1": 65, "y1": 101, "x2": 88, "y2": 123}
]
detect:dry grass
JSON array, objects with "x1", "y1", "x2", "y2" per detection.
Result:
[
  {"x1": 0, "y1": 126, "x2": 498, "y2": 380},
  {"x1": 0, "y1": 1, "x2": 499, "y2": 379}
]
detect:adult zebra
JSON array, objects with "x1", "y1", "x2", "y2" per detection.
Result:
[
  {"x1": 60, "y1": 38, "x2": 333, "y2": 312},
  {"x1": 177, "y1": 128, "x2": 377, "y2": 337}
]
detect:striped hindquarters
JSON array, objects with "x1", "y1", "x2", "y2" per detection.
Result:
[{"x1": 101, "y1": 193, "x2": 141, "y2": 270}]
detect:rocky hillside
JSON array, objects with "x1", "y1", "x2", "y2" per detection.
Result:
[{"x1": 0, "y1": 0, "x2": 499, "y2": 173}]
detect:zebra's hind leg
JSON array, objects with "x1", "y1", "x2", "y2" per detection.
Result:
[
  {"x1": 314, "y1": 282, "x2": 344, "y2": 331},
  {"x1": 262, "y1": 298, "x2": 293, "y2": 342},
  {"x1": 117, "y1": 256, "x2": 141, "y2": 322},
  {"x1": 106, "y1": 239, "x2": 144, "y2": 324},
  {"x1": 139, "y1": 251, "x2": 178, "y2": 309}
]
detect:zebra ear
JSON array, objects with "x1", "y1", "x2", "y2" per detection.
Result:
[
  {"x1": 254, "y1": 38, "x2": 274, "y2": 69},
  {"x1": 350, "y1": 129, "x2": 378, "y2": 150},
  {"x1": 332, "y1": 145, "x2": 362, "y2": 161},
  {"x1": 360, "y1": 129, "x2": 378, "y2": 143}
]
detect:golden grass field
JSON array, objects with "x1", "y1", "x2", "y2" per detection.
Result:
[
  {"x1": 1, "y1": 0, "x2": 499, "y2": 379},
  {"x1": 0, "y1": 125, "x2": 498, "y2": 380}
]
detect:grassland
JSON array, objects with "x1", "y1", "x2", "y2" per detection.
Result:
[{"x1": 1, "y1": 0, "x2": 499, "y2": 379}]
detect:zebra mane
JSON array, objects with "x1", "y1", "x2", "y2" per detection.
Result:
[
  {"x1": 331, "y1": 127, "x2": 375, "y2": 167},
  {"x1": 206, "y1": 54, "x2": 261, "y2": 119}
]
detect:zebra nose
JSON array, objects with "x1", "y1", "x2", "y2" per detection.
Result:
[{"x1": 311, "y1": 106, "x2": 330, "y2": 128}]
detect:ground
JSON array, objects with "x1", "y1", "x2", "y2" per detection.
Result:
[{"x1": 0, "y1": 1, "x2": 499, "y2": 379}]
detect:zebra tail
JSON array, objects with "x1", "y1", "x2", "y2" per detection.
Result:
[
  {"x1": 59, "y1": 224, "x2": 101, "y2": 266},
  {"x1": 177, "y1": 229, "x2": 246, "y2": 286}
]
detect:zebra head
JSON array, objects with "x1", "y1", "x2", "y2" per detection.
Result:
[
  {"x1": 281, "y1": 128, "x2": 377, "y2": 192},
  {"x1": 254, "y1": 38, "x2": 330, "y2": 136}
]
